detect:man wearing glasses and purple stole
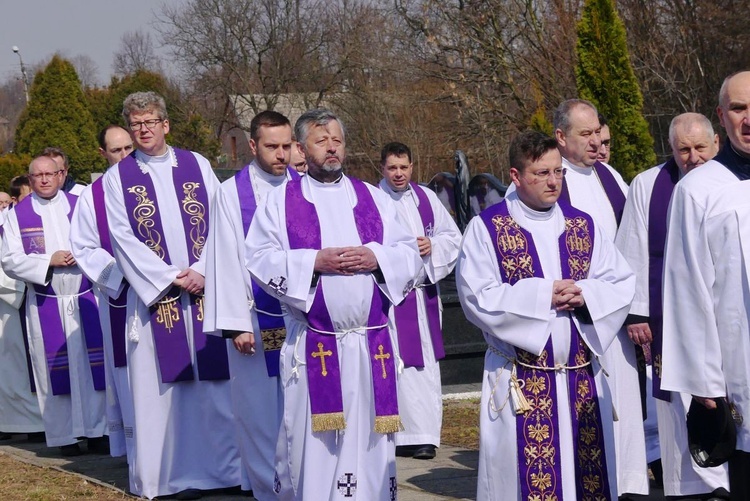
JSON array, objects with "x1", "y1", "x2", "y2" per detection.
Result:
[
  {"x1": 102, "y1": 92, "x2": 239, "y2": 500},
  {"x1": 456, "y1": 130, "x2": 635, "y2": 501},
  {"x1": 1, "y1": 155, "x2": 107, "y2": 457},
  {"x1": 246, "y1": 109, "x2": 421, "y2": 500}
]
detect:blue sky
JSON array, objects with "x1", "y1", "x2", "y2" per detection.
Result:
[{"x1": 0, "y1": 0, "x2": 177, "y2": 85}]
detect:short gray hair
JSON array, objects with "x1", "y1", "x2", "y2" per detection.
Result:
[
  {"x1": 294, "y1": 109, "x2": 346, "y2": 148},
  {"x1": 553, "y1": 99, "x2": 598, "y2": 135},
  {"x1": 668, "y1": 112, "x2": 715, "y2": 148},
  {"x1": 122, "y1": 91, "x2": 169, "y2": 123}
]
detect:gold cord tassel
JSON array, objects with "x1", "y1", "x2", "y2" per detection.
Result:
[{"x1": 510, "y1": 365, "x2": 532, "y2": 415}]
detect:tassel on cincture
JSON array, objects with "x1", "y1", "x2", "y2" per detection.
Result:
[{"x1": 509, "y1": 365, "x2": 532, "y2": 415}]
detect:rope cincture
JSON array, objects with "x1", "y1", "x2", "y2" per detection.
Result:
[{"x1": 487, "y1": 344, "x2": 592, "y2": 415}]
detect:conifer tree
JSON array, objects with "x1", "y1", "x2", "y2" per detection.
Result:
[
  {"x1": 575, "y1": 0, "x2": 656, "y2": 181},
  {"x1": 15, "y1": 55, "x2": 101, "y2": 182}
]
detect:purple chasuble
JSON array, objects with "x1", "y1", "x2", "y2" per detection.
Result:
[
  {"x1": 15, "y1": 194, "x2": 106, "y2": 396},
  {"x1": 560, "y1": 161, "x2": 626, "y2": 227},
  {"x1": 234, "y1": 165, "x2": 299, "y2": 377},
  {"x1": 388, "y1": 182, "x2": 444, "y2": 368},
  {"x1": 91, "y1": 177, "x2": 128, "y2": 368},
  {"x1": 118, "y1": 148, "x2": 229, "y2": 384},
  {"x1": 647, "y1": 159, "x2": 679, "y2": 401},
  {"x1": 284, "y1": 177, "x2": 400, "y2": 434},
  {"x1": 480, "y1": 200, "x2": 612, "y2": 501}
]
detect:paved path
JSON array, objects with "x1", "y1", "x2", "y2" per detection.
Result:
[
  {"x1": 0, "y1": 435, "x2": 666, "y2": 500},
  {"x1": 0, "y1": 383, "x2": 665, "y2": 500}
]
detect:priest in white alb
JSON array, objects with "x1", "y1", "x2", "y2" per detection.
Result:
[
  {"x1": 377, "y1": 141, "x2": 461, "y2": 460},
  {"x1": 204, "y1": 110, "x2": 298, "y2": 500},
  {"x1": 616, "y1": 112, "x2": 730, "y2": 498},
  {"x1": 0, "y1": 207, "x2": 44, "y2": 441},
  {"x1": 1, "y1": 155, "x2": 107, "y2": 456},
  {"x1": 662, "y1": 71, "x2": 750, "y2": 500},
  {"x1": 103, "y1": 92, "x2": 239, "y2": 500},
  {"x1": 246, "y1": 109, "x2": 421, "y2": 501},
  {"x1": 457, "y1": 130, "x2": 635, "y2": 501},
  {"x1": 550, "y1": 99, "x2": 647, "y2": 496},
  {"x1": 69, "y1": 124, "x2": 135, "y2": 461}
]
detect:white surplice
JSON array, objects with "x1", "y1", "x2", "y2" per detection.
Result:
[
  {"x1": 1, "y1": 192, "x2": 106, "y2": 447},
  {"x1": 615, "y1": 163, "x2": 729, "y2": 495},
  {"x1": 661, "y1": 159, "x2": 750, "y2": 453},
  {"x1": 69, "y1": 181, "x2": 133, "y2": 460},
  {"x1": 456, "y1": 193, "x2": 635, "y2": 501},
  {"x1": 246, "y1": 174, "x2": 422, "y2": 501},
  {"x1": 378, "y1": 179, "x2": 461, "y2": 448},
  {"x1": 203, "y1": 161, "x2": 292, "y2": 499},
  {"x1": 0, "y1": 218, "x2": 43, "y2": 434},
  {"x1": 103, "y1": 149, "x2": 240, "y2": 499}
]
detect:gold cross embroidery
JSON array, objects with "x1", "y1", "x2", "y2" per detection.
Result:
[
  {"x1": 311, "y1": 342, "x2": 333, "y2": 376},
  {"x1": 374, "y1": 344, "x2": 390, "y2": 379}
]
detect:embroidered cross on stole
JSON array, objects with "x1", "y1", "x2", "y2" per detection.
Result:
[{"x1": 285, "y1": 177, "x2": 400, "y2": 434}]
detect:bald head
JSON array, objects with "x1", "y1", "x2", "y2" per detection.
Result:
[
  {"x1": 669, "y1": 113, "x2": 719, "y2": 175},
  {"x1": 99, "y1": 125, "x2": 134, "y2": 166},
  {"x1": 718, "y1": 71, "x2": 750, "y2": 156},
  {"x1": 0, "y1": 192, "x2": 10, "y2": 210},
  {"x1": 28, "y1": 156, "x2": 63, "y2": 200}
]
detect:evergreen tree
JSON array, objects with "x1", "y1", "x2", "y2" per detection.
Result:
[
  {"x1": 575, "y1": 0, "x2": 656, "y2": 181},
  {"x1": 15, "y1": 55, "x2": 101, "y2": 182},
  {"x1": 0, "y1": 153, "x2": 32, "y2": 193}
]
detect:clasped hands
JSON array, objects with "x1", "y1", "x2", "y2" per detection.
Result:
[
  {"x1": 172, "y1": 268, "x2": 204, "y2": 295},
  {"x1": 552, "y1": 279, "x2": 585, "y2": 311},
  {"x1": 315, "y1": 246, "x2": 378, "y2": 275},
  {"x1": 50, "y1": 250, "x2": 76, "y2": 267}
]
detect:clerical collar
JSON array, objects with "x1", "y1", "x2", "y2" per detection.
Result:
[
  {"x1": 379, "y1": 178, "x2": 411, "y2": 198},
  {"x1": 251, "y1": 161, "x2": 286, "y2": 186},
  {"x1": 135, "y1": 146, "x2": 177, "y2": 172},
  {"x1": 714, "y1": 140, "x2": 750, "y2": 181},
  {"x1": 307, "y1": 171, "x2": 344, "y2": 185},
  {"x1": 33, "y1": 190, "x2": 63, "y2": 205},
  {"x1": 562, "y1": 157, "x2": 593, "y2": 175}
]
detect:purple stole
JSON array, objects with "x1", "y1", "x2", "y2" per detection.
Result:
[
  {"x1": 560, "y1": 160, "x2": 626, "y2": 226},
  {"x1": 118, "y1": 149, "x2": 229, "y2": 384},
  {"x1": 91, "y1": 178, "x2": 128, "y2": 368},
  {"x1": 1, "y1": 219, "x2": 35, "y2": 392},
  {"x1": 480, "y1": 200, "x2": 612, "y2": 501},
  {"x1": 234, "y1": 165, "x2": 299, "y2": 377},
  {"x1": 647, "y1": 159, "x2": 679, "y2": 401},
  {"x1": 15, "y1": 194, "x2": 106, "y2": 396},
  {"x1": 389, "y1": 182, "x2": 445, "y2": 368},
  {"x1": 285, "y1": 177, "x2": 400, "y2": 434}
]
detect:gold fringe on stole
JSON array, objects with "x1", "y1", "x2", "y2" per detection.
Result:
[
  {"x1": 374, "y1": 415, "x2": 403, "y2": 434},
  {"x1": 311, "y1": 412, "x2": 346, "y2": 432}
]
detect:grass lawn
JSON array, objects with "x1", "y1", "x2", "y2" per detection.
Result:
[
  {"x1": 0, "y1": 453, "x2": 126, "y2": 500},
  {"x1": 441, "y1": 397, "x2": 480, "y2": 450}
]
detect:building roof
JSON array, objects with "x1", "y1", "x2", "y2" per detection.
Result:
[{"x1": 229, "y1": 93, "x2": 325, "y2": 134}]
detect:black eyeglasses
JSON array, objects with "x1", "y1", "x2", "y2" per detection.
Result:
[{"x1": 128, "y1": 119, "x2": 164, "y2": 131}]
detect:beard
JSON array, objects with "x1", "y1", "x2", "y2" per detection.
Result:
[{"x1": 307, "y1": 152, "x2": 344, "y2": 180}]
